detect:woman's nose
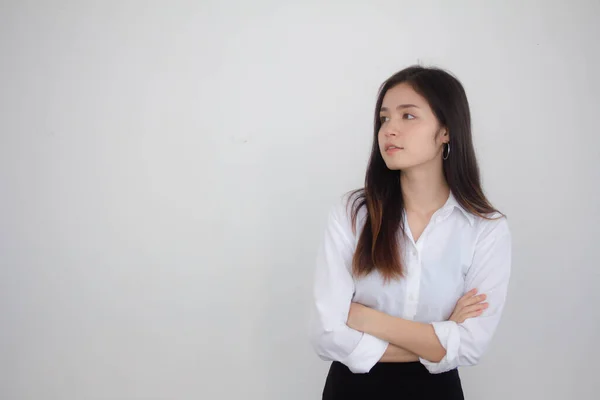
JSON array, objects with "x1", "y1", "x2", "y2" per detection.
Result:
[{"x1": 384, "y1": 119, "x2": 402, "y2": 136}]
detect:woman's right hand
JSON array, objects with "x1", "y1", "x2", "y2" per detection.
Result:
[{"x1": 448, "y1": 288, "x2": 488, "y2": 323}]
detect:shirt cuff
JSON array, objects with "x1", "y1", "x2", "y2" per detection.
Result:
[
  {"x1": 419, "y1": 320, "x2": 460, "y2": 374},
  {"x1": 341, "y1": 332, "x2": 389, "y2": 374}
]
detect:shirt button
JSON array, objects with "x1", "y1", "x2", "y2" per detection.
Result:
[{"x1": 411, "y1": 249, "x2": 417, "y2": 257}]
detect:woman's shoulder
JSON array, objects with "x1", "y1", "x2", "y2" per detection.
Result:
[
  {"x1": 336, "y1": 188, "x2": 365, "y2": 216},
  {"x1": 327, "y1": 189, "x2": 367, "y2": 230},
  {"x1": 470, "y1": 210, "x2": 511, "y2": 241}
]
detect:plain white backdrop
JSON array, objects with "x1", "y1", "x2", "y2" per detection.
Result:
[{"x1": 1, "y1": 1, "x2": 599, "y2": 399}]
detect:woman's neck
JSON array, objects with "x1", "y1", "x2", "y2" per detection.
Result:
[{"x1": 400, "y1": 165, "x2": 449, "y2": 215}]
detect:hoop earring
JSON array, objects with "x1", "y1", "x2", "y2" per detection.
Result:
[{"x1": 443, "y1": 142, "x2": 450, "y2": 160}]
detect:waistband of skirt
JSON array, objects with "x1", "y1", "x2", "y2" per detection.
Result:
[{"x1": 334, "y1": 360, "x2": 456, "y2": 376}]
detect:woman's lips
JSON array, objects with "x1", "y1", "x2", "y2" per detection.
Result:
[{"x1": 386, "y1": 146, "x2": 403, "y2": 154}]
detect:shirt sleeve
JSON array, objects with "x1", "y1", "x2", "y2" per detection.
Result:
[
  {"x1": 309, "y1": 197, "x2": 389, "y2": 374},
  {"x1": 420, "y1": 215, "x2": 512, "y2": 374}
]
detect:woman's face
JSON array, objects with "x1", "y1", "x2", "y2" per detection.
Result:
[{"x1": 378, "y1": 83, "x2": 448, "y2": 171}]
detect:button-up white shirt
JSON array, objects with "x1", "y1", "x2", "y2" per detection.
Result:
[{"x1": 309, "y1": 191, "x2": 512, "y2": 374}]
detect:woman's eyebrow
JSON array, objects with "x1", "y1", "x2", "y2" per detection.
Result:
[{"x1": 380, "y1": 104, "x2": 419, "y2": 112}]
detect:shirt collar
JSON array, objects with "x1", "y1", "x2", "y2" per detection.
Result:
[{"x1": 442, "y1": 191, "x2": 475, "y2": 226}]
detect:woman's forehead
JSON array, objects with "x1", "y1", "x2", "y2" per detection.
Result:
[{"x1": 381, "y1": 83, "x2": 428, "y2": 108}]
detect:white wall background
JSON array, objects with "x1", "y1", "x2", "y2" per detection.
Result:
[{"x1": 1, "y1": 1, "x2": 599, "y2": 399}]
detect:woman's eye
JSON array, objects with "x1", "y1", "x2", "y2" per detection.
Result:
[{"x1": 380, "y1": 114, "x2": 414, "y2": 123}]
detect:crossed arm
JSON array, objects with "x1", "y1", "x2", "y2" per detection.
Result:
[
  {"x1": 348, "y1": 304, "x2": 445, "y2": 362},
  {"x1": 347, "y1": 287, "x2": 488, "y2": 363},
  {"x1": 380, "y1": 344, "x2": 420, "y2": 362}
]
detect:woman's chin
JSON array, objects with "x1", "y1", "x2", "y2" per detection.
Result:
[{"x1": 384, "y1": 160, "x2": 407, "y2": 171}]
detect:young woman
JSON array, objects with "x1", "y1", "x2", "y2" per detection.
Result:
[{"x1": 309, "y1": 66, "x2": 512, "y2": 399}]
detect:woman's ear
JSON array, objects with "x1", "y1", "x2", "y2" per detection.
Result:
[{"x1": 439, "y1": 127, "x2": 450, "y2": 143}]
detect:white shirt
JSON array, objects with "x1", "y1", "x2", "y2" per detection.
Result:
[{"x1": 309, "y1": 191, "x2": 512, "y2": 374}]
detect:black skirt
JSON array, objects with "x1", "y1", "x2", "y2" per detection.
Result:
[{"x1": 322, "y1": 361, "x2": 464, "y2": 400}]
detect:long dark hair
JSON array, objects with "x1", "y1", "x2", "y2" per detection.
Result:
[{"x1": 349, "y1": 65, "x2": 501, "y2": 282}]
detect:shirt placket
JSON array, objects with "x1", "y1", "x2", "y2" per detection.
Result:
[
  {"x1": 403, "y1": 241, "x2": 421, "y2": 320},
  {"x1": 402, "y1": 209, "x2": 450, "y2": 321}
]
